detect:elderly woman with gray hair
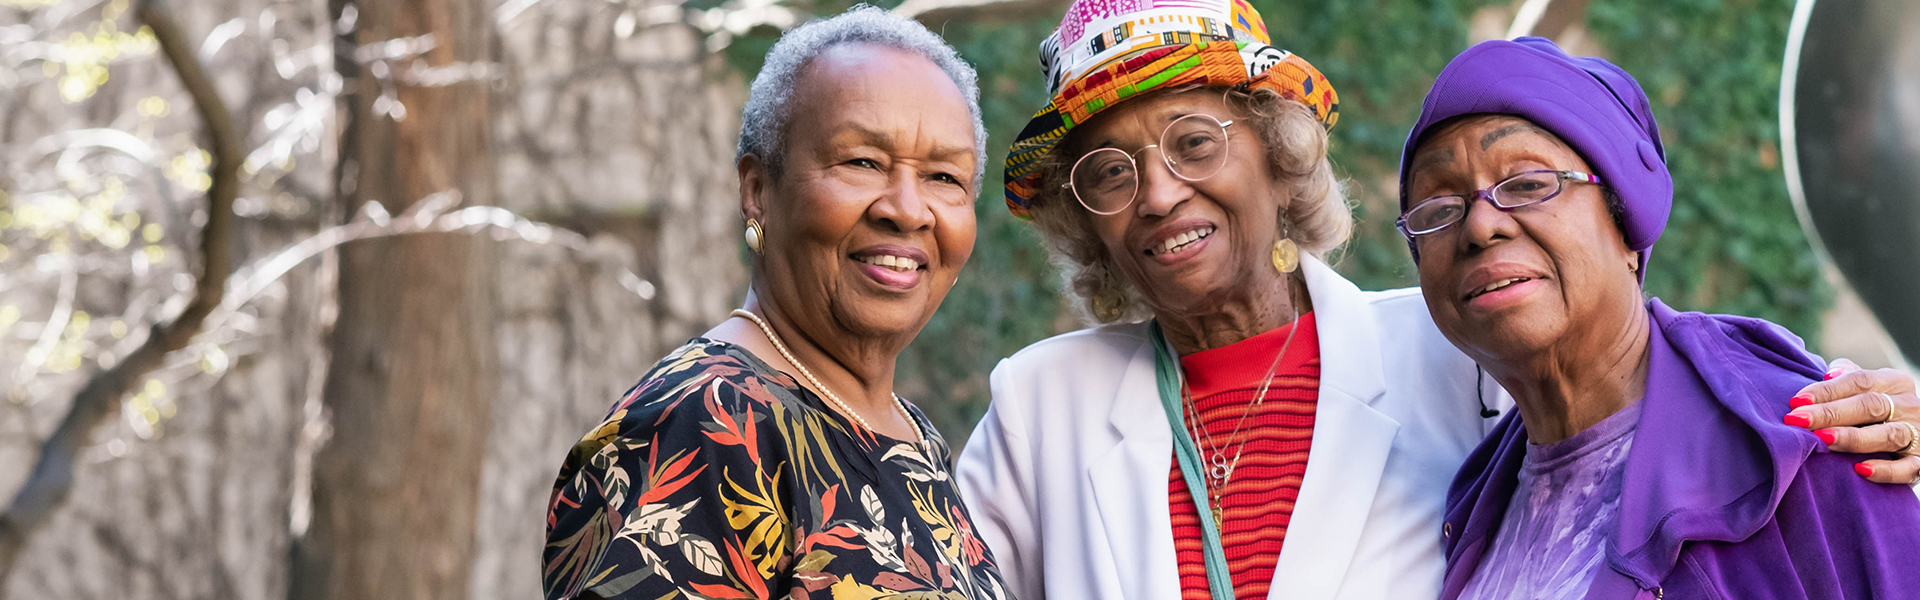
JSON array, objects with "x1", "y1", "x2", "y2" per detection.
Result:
[{"x1": 543, "y1": 7, "x2": 1009, "y2": 600}]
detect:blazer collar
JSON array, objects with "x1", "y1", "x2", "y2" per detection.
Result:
[
  {"x1": 1101, "y1": 254, "x2": 1385, "y2": 435},
  {"x1": 1300, "y1": 254, "x2": 1388, "y2": 407},
  {"x1": 1266, "y1": 255, "x2": 1399, "y2": 600}
]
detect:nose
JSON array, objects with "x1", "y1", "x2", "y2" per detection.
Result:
[
  {"x1": 869, "y1": 165, "x2": 936, "y2": 233},
  {"x1": 1133, "y1": 147, "x2": 1193, "y2": 217},
  {"x1": 1456, "y1": 190, "x2": 1518, "y2": 252}
]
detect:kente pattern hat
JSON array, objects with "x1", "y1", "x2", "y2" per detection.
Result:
[{"x1": 1002, "y1": 0, "x2": 1339, "y2": 218}]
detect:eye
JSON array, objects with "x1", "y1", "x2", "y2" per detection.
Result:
[
  {"x1": 849, "y1": 158, "x2": 881, "y2": 170},
  {"x1": 931, "y1": 172, "x2": 962, "y2": 186}
]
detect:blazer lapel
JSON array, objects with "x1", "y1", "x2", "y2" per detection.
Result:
[
  {"x1": 1087, "y1": 330, "x2": 1182, "y2": 600},
  {"x1": 1267, "y1": 256, "x2": 1401, "y2": 600}
]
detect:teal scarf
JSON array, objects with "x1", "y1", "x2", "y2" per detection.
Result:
[{"x1": 1150, "y1": 323, "x2": 1236, "y2": 600}]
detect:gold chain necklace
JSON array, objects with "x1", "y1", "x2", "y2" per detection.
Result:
[
  {"x1": 731, "y1": 309, "x2": 925, "y2": 447},
  {"x1": 1183, "y1": 288, "x2": 1303, "y2": 526}
]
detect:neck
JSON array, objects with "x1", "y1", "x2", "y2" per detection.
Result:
[
  {"x1": 1155, "y1": 270, "x2": 1310, "y2": 355},
  {"x1": 1487, "y1": 305, "x2": 1653, "y2": 445},
  {"x1": 705, "y1": 289, "x2": 912, "y2": 435}
]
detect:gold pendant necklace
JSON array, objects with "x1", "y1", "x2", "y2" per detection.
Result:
[{"x1": 1184, "y1": 281, "x2": 1304, "y2": 528}]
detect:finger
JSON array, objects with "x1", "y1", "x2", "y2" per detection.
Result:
[
  {"x1": 1824, "y1": 358, "x2": 1861, "y2": 380},
  {"x1": 1787, "y1": 391, "x2": 1907, "y2": 430},
  {"x1": 1790, "y1": 368, "x2": 1916, "y2": 409},
  {"x1": 1853, "y1": 456, "x2": 1920, "y2": 486},
  {"x1": 1817, "y1": 422, "x2": 1917, "y2": 454}
]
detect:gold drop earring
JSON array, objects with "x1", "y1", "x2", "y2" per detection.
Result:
[
  {"x1": 745, "y1": 219, "x2": 764, "y2": 254},
  {"x1": 1271, "y1": 222, "x2": 1299, "y2": 274}
]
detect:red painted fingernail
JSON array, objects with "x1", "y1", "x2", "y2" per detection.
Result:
[
  {"x1": 1816, "y1": 429, "x2": 1837, "y2": 445},
  {"x1": 1784, "y1": 413, "x2": 1812, "y2": 428},
  {"x1": 1855, "y1": 463, "x2": 1875, "y2": 478},
  {"x1": 1790, "y1": 394, "x2": 1814, "y2": 408}
]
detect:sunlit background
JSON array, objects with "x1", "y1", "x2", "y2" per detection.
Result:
[{"x1": 0, "y1": 0, "x2": 1902, "y2": 597}]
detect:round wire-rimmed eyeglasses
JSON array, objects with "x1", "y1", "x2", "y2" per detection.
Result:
[
  {"x1": 1396, "y1": 169, "x2": 1604, "y2": 238},
  {"x1": 1063, "y1": 114, "x2": 1236, "y2": 215}
]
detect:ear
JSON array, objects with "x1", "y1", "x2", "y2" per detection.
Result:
[{"x1": 738, "y1": 153, "x2": 772, "y2": 224}]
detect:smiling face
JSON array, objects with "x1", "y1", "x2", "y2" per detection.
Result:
[
  {"x1": 1063, "y1": 88, "x2": 1289, "y2": 318},
  {"x1": 739, "y1": 43, "x2": 978, "y2": 343},
  {"x1": 1406, "y1": 115, "x2": 1642, "y2": 363}
]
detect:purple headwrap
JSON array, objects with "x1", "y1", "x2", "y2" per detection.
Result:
[{"x1": 1398, "y1": 37, "x2": 1671, "y2": 272}]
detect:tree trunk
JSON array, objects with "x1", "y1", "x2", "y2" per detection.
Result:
[{"x1": 289, "y1": 0, "x2": 498, "y2": 598}]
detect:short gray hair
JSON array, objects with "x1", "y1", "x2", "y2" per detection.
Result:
[{"x1": 737, "y1": 5, "x2": 987, "y2": 189}]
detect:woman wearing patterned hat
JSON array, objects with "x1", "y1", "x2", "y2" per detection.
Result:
[
  {"x1": 951, "y1": 1, "x2": 1920, "y2": 599},
  {"x1": 1405, "y1": 38, "x2": 1920, "y2": 600}
]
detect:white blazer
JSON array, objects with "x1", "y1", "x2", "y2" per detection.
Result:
[{"x1": 954, "y1": 255, "x2": 1513, "y2": 600}]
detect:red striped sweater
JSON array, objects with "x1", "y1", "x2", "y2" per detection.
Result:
[{"x1": 1168, "y1": 313, "x2": 1320, "y2": 600}]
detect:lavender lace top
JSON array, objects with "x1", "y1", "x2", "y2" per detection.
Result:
[{"x1": 1457, "y1": 400, "x2": 1643, "y2": 600}]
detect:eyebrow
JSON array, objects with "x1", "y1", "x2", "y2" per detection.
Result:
[
  {"x1": 1410, "y1": 147, "x2": 1456, "y2": 173},
  {"x1": 1479, "y1": 121, "x2": 1555, "y2": 150},
  {"x1": 837, "y1": 123, "x2": 975, "y2": 167},
  {"x1": 1085, "y1": 111, "x2": 1210, "y2": 150}
]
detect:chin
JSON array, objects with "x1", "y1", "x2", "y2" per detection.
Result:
[
  {"x1": 1453, "y1": 309, "x2": 1565, "y2": 364},
  {"x1": 836, "y1": 293, "x2": 938, "y2": 338}
]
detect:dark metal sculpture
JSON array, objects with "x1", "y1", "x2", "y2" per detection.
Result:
[{"x1": 1782, "y1": 0, "x2": 1920, "y2": 363}]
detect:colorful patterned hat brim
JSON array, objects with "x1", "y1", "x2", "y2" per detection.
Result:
[{"x1": 1003, "y1": 0, "x2": 1338, "y2": 219}]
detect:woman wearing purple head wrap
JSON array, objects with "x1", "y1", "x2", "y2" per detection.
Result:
[{"x1": 1400, "y1": 38, "x2": 1920, "y2": 600}]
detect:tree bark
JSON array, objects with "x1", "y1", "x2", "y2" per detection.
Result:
[
  {"x1": 288, "y1": 0, "x2": 499, "y2": 598},
  {"x1": 0, "y1": 0, "x2": 241, "y2": 584}
]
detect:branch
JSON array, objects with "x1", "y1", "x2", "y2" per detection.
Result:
[
  {"x1": 895, "y1": 0, "x2": 1068, "y2": 26},
  {"x1": 0, "y1": 0, "x2": 240, "y2": 581},
  {"x1": 1505, "y1": 0, "x2": 1591, "y2": 40}
]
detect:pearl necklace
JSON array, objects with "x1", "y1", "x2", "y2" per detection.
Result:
[{"x1": 731, "y1": 309, "x2": 925, "y2": 447}]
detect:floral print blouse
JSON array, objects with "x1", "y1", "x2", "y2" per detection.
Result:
[{"x1": 543, "y1": 339, "x2": 1013, "y2": 600}]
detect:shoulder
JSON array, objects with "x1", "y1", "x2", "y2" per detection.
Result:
[
  {"x1": 1353, "y1": 285, "x2": 1456, "y2": 340},
  {"x1": 563, "y1": 340, "x2": 801, "y2": 477},
  {"x1": 1650, "y1": 300, "x2": 1827, "y2": 428},
  {"x1": 990, "y1": 321, "x2": 1150, "y2": 396},
  {"x1": 999, "y1": 320, "x2": 1151, "y2": 368},
  {"x1": 1652, "y1": 299, "x2": 1826, "y2": 383},
  {"x1": 981, "y1": 321, "x2": 1151, "y2": 436}
]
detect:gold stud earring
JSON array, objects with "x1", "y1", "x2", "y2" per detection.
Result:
[
  {"x1": 745, "y1": 219, "x2": 764, "y2": 254},
  {"x1": 1272, "y1": 237, "x2": 1299, "y2": 273}
]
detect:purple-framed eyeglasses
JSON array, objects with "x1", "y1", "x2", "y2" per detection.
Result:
[{"x1": 1397, "y1": 169, "x2": 1604, "y2": 237}]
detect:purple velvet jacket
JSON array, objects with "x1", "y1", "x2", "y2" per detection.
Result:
[{"x1": 1441, "y1": 299, "x2": 1920, "y2": 600}]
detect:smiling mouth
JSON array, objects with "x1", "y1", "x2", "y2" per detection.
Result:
[
  {"x1": 854, "y1": 254, "x2": 924, "y2": 272},
  {"x1": 1148, "y1": 226, "x2": 1215, "y2": 256},
  {"x1": 1466, "y1": 277, "x2": 1533, "y2": 300}
]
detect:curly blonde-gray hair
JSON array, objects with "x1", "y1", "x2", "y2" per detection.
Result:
[{"x1": 1025, "y1": 86, "x2": 1352, "y2": 323}]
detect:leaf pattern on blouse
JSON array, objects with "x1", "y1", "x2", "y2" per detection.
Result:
[{"x1": 544, "y1": 339, "x2": 1013, "y2": 600}]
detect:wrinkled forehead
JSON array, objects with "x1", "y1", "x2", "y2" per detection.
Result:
[{"x1": 1408, "y1": 114, "x2": 1580, "y2": 174}]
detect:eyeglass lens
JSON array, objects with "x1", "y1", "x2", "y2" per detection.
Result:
[
  {"x1": 1402, "y1": 170, "x2": 1565, "y2": 234},
  {"x1": 1070, "y1": 115, "x2": 1231, "y2": 215}
]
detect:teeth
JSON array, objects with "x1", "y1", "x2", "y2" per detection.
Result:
[
  {"x1": 859, "y1": 255, "x2": 920, "y2": 272},
  {"x1": 1153, "y1": 227, "x2": 1214, "y2": 256},
  {"x1": 1475, "y1": 278, "x2": 1527, "y2": 297}
]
